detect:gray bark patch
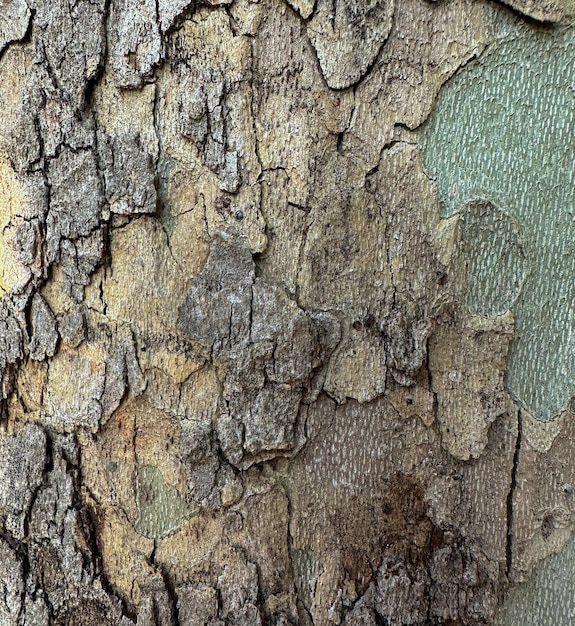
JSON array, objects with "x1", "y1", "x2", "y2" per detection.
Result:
[{"x1": 179, "y1": 236, "x2": 339, "y2": 468}]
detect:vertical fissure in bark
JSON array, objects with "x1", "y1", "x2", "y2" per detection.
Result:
[
  {"x1": 157, "y1": 561, "x2": 180, "y2": 626},
  {"x1": 426, "y1": 336, "x2": 439, "y2": 426},
  {"x1": 506, "y1": 409, "x2": 522, "y2": 578}
]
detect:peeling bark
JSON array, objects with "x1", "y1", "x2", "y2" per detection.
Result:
[{"x1": 1, "y1": 0, "x2": 574, "y2": 624}]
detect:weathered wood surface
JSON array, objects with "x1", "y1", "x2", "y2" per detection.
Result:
[{"x1": 1, "y1": 0, "x2": 575, "y2": 624}]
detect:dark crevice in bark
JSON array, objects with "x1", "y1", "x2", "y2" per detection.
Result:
[
  {"x1": 152, "y1": 0, "x2": 165, "y2": 88},
  {"x1": 304, "y1": 0, "x2": 319, "y2": 23},
  {"x1": 506, "y1": 409, "x2": 522, "y2": 578},
  {"x1": 349, "y1": 80, "x2": 358, "y2": 124},
  {"x1": 157, "y1": 559, "x2": 181, "y2": 626},
  {"x1": 425, "y1": 337, "x2": 439, "y2": 429},
  {"x1": 224, "y1": 5, "x2": 239, "y2": 37},
  {"x1": 383, "y1": 207, "x2": 397, "y2": 312},
  {"x1": 336, "y1": 131, "x2": 344, "y2": 154},
  {"x1": 81, "y1": 39, "x2": 107, "y2": 114},
  {"x1": 373, "y1": 611, "x2": 388, "y2": 626},
  {"x1": 151, "y1": 85, "x2": 163, "y2": 225},
  {"x1": 378, "y1": 125, "x2": 431, "y2": 167},
  {"x1": 392, "y1": 121, "x2": 417, "y2": 136},
  {"x1": 31, "y1": 115, "x2": 47, "y2": 176}
]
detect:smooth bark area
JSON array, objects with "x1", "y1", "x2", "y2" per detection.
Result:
[{"x1": 1, "y1": 0, "x2": 575, "y2": 624}]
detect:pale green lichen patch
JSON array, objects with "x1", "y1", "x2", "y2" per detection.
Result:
[
  {"x1": 135, "y1": 464, "x2": 190, "y2": 539},
  {"x1": 495, "y1": 533, "x2": 575, "y2": 625},
  {"x1": 420, "y1": 25, "x2": 575, "y2": 421}
]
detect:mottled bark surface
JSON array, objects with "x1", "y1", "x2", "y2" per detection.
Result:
[{"x1": 1, "y1": 0, "x2": 575, "y2": 624}]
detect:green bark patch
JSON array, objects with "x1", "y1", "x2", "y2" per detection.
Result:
[
  {"x1": 135, "y1": 464, "x2": 190, "y2": 539},
  {"x1": 495, "y1": 533, "x2": 575, "y2": 625},
  {"x1": 419, "y1": 25, "x2": 575, "y2": 422}
]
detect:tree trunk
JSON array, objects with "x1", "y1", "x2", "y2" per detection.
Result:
[{"x1": 1, "y1": 0, "x2": 574, "y2": 624}]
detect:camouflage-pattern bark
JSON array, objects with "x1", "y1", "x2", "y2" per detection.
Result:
[{"x1": 1, "y1": 0, "x2": 575, "y2": 624}]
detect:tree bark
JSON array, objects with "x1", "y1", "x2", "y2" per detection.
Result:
[{"x1": 1, "y1": 0, "x2": 574, "y2": 624}]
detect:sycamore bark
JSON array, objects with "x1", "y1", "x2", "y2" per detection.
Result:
[{"x1": 1, "y1": 0, "x2": 575, "y2": 624}]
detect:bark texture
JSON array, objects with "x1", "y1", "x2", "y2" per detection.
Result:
[{"x1": 1, "y1": 0, "x2": 575, "y2": 624}]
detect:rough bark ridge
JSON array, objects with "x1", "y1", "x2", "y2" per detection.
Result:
[{"x1": 1, "y1": 0, "x2": 574, "y2": 624}]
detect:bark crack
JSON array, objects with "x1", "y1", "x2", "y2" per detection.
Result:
[{"x1": 506, "y1": 408, "x2": 522, "y2": 579}]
